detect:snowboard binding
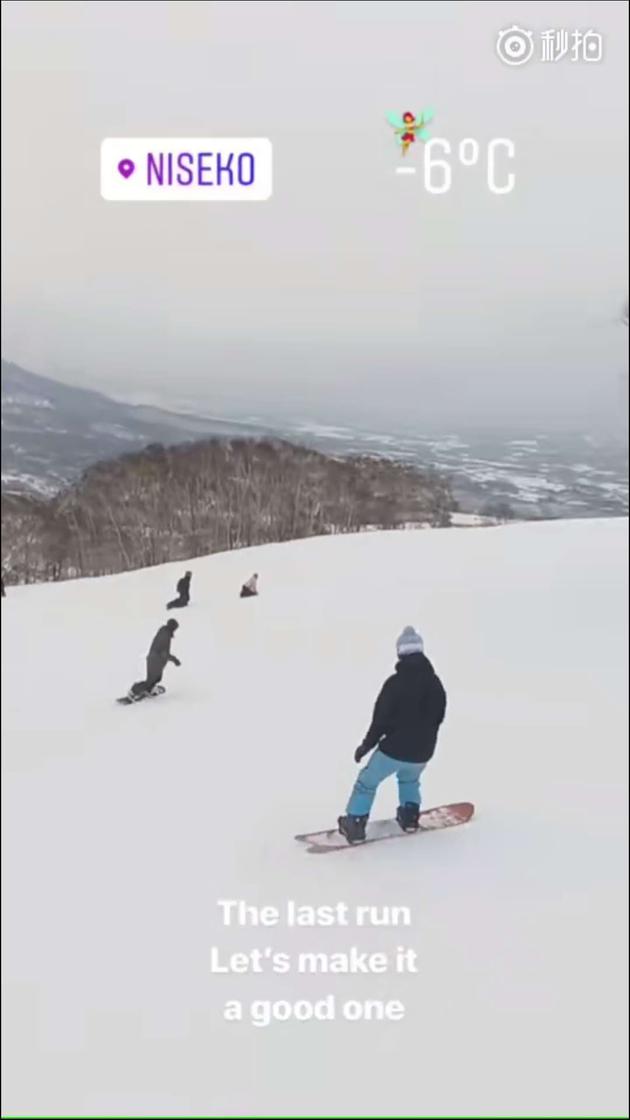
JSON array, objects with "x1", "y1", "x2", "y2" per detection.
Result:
[
  {"x1": 337, "y1": 814, "x2": 368, "y2": 845},
  {"x1": 118, "y1": 684, "x2": 166, "y2": 705},
  {"x1": 396, "y1": 802, "x2": 421, "y2": 832}
]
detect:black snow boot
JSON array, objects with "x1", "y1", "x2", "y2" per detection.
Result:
[
  {"x1": 337, "y1": 814, "x2": 368, "y2": 845},
  {"x1": 396, "y1": 802, "x2": 420, "y2": 832}
]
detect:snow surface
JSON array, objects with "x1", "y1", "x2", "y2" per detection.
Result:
[{"x1": 2, "y1": 520, "x2": 628, "y2": 1118}]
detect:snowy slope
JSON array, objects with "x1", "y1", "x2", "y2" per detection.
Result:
[{"x1": 2, "y1": 520, "x2": 628, "y2": 1118}]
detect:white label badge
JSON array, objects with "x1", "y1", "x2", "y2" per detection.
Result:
[{"x1": 101, "y1": 138, "x2": 273, "y2": 201}]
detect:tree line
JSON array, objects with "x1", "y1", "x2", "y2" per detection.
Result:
[{"x1": 1, "y1": 437, "x2": 454, "y2": 585}]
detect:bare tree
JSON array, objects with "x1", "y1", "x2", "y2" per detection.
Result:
[{"x1": 1, "y1": 438, "x2": 455, "y2": 584}]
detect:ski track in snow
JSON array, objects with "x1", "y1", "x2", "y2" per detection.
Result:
[{"x1": 2, "y1": 520, "x2": 628, "y2": 1117}]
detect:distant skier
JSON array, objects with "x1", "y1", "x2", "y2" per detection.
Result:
[
  {"x1": 167, "y1": 570, "x2": 192, "y2": 610},
  {"x1": 337, "y1": 626, "x2": 447, "y2": 844},
  {"x1": 240, "y1": 572, "x2": 259, "y2": 599},
  {"x1": 127, "y1": 619, "x2": 181, "y2": 701}
]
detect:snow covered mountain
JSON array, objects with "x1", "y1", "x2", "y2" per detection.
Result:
[
  {"x1": 2, "y1": 519, "x2": 628, "y2": 1117},
  {"x1": 1, "y1": 361, "x2": 271, "y2": 495}
]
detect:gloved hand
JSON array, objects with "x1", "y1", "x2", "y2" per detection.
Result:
[
  {"x1": 173, "y1": 657, "x2": 182, "y2": 667},
  {"x1": 354, "y1": 744, "x2": 369, "y2": 764}
]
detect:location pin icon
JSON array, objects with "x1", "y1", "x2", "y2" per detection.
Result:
[{"x1": 117, "y1": 158, "x2": 135, "y2": 179}]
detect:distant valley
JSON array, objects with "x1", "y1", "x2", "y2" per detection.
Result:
[{"x1": 2, "y1": 360, "x2": 627, "y2": 519}]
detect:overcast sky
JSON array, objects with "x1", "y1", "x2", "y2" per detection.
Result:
[{"x1": 1, "y1": 0, "x2": 628, "y2": 431}]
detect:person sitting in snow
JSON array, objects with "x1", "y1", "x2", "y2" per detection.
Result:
[
  {"x1": 167, "y1": 570, "x2": 192, "y2": 610},
  {"x1": 337, "y1": 626, "x2": 447, "y2": 845},
  {"x1": 127, "y1": 619, "x2": 181, "y2": 700},
  {"x1": 240, "y1": 572, "x2": 259, "y2": 599}
]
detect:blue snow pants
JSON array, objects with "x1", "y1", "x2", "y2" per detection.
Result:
[{"x1": 346, "y1": 749, "x2": 427, "y2": 817}]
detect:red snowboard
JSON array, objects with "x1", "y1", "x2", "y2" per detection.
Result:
[{"x1": 295, "y1": 802, "x2": 474, "y2": 854}]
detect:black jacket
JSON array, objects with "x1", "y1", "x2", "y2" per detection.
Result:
[
  {"x1": 176, "y1": 574, "x2": 191, "y2": 600},
  {"x1": 148, "y1": 625, "x2": 178, "y2": 668},
  {"x1": 360, "y1": 653, "x2": 447, "y2": 764}
]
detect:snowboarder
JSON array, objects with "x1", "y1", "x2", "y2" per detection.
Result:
[
  {"x1": 240, "y1": 572, "x2": 259, "y2": 599},
  {"x1": 167, "y1": 570, "x2": 192, "y2": 610},
  {"x1": 337, "y1": 626, "x2": 447, "y2": 844},
  {"x1": 127, "y1": 619, "x2": 181, "y2": 701}
]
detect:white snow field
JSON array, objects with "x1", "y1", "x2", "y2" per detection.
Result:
[{"x1": 2, "y1": 519, "x2": 628, "y2": 1118}]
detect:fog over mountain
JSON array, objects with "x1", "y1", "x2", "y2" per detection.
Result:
[{"x1": 2, "y1": 1, "x2": 628, "y2": 434}]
